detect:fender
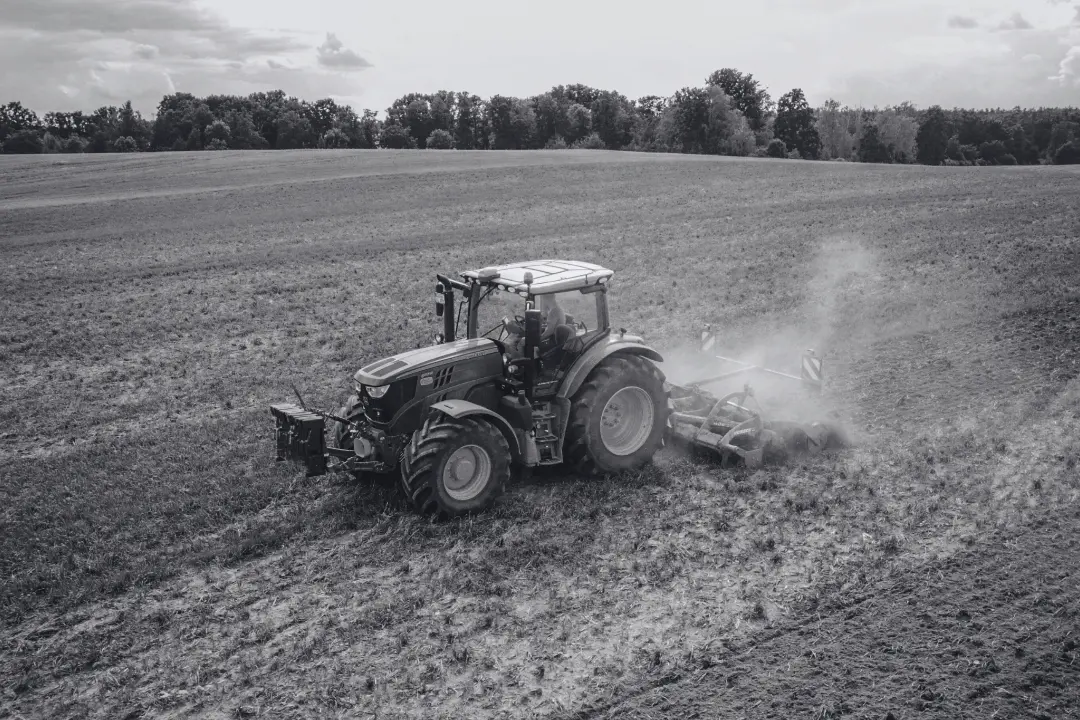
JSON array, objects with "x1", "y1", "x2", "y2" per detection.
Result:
[
  {"x1": 557, "y1": 334, "x2": 665, "y2": 402},
  {"x1": 429, "y1": 399, "x2": 524, "y2": 463}
]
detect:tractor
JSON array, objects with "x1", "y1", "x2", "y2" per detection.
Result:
[
  {"x1": 271, "y1": 260, "x2": 843, "y2": 519},
  {"x1": 272, "y1": 260, "x2": 670, "y2": 518}
]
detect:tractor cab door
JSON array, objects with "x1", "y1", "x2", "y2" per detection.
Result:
[{"x1": 533, "y1": 287, "x2": 608, "y2": 397}]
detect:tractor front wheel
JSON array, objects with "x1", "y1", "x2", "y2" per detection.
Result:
[
  {"x1": 330, "y1": 398, "x2": 367, "y2": 480},
  {"x1": 565, "y1": 354, "x2": 668, "y2": 476},
  {"x1": 400, "y1": 412, "x2": 511, "y2": 519}
]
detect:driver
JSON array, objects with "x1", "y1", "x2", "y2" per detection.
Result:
[
  {"x1": 502, "y1": 294, "x2": 566, "y2": 356},
  {"x1": 538, "y1": 294, "x2": 566, "y2": 345}
]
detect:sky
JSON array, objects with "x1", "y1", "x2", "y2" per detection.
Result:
[{"x1": 1, "y1": 0, "x2": 1078, "y2": 118}]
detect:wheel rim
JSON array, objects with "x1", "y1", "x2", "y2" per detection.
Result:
[
  {"x1": 442, "y1": 444, "x2": 492, "y2": 501},
  {"x1": 600, "y1": 386, "x2": 655, "y2": 456}
]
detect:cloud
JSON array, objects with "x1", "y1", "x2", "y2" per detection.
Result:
[
  {"x1": 316, "y1": 33, "x2": 372, "y2": 69},
  {"x1": 998, "y1": 12, "x2": 1034, "y2": 30},
  {"x1": 133, "y1": 43, "x2": 158, "y2": 59},
  {"x1": 0, "y1": 1, "x2": 373, "y2": 114},
  {"x1": 1049, "y1": 45, "x2": 1080, "y2": 84},
  {"x1": 1074, "y1": 5, "x2": 1080, "y2": 23},
  {"x1": 825, "y1": 18, "x2": 1080, "y2": 109},
  {"x1": 947, "y1": 15, "x2": 978, "y2": 29},
  {"x1": 0, "y1": 0, "x2": 221, "y2": 34}
]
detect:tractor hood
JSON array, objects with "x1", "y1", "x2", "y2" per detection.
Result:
[{"x1": 353, "y1": 338, "x2": 501, "y2": 387}]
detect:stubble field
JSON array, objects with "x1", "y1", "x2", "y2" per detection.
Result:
[{"x1": 1, "y1": 149, "x2": 1079, "y2": 719}]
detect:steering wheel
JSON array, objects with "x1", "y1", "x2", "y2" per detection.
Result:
[{"x1": 483, "y1": 315, "x2": 528, "y2": 339}]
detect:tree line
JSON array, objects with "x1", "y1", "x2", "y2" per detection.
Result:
[{"x1": 2, "y1": 68, "x2": 1079, "y2": 165}]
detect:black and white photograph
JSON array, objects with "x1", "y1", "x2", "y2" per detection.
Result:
[{"x1": 2, "y1": 0, "x2": 1079, "y2": 718}]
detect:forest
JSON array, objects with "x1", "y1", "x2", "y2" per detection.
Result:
[{"x1": 2, "y1": 68, "x2": 1079, "y2": 165}]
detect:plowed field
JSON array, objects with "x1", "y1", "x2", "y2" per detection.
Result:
[{"x1": 1, "y1": 150, "x2": 1078, "y2": 719}]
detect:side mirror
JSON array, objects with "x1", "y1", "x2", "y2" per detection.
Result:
[{"x1": 435, "y1": 282, "x2": 445, "y2": 317}]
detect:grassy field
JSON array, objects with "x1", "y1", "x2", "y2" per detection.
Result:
[{"x1": 1, "y1": 149, "x2": 1078, "y2": 719}]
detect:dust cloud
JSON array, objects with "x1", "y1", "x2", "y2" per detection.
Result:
[{"x1": 662, "y1": 235, "x2": 881, "y2": 433}]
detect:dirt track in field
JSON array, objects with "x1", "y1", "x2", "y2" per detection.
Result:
[
  {"x1": 2, "y1": 150, "x2": 1079, "y2": 720},
  {"x1": 569, "y1": 507, "x2": 1080, "y2": 720}
]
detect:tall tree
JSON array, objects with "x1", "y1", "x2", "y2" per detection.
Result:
[
  {"x1": 43, "y1": 111, "x2": 87, "y2": 139},
  {"x1": 356, "y1": 109, "x2": 381, "y2": 149},
  {"x1": 1053, "y1": 140, "x2": 1080, "y2": 164},
  {"x1": 379, "y1": 123, "x2": 414, "y2": 149},
  {"x1": 386, "y1": 93, "x2": 437, "y2": 148},
  {"x1": 0, "y1": 101, "x2": 42, "y2": 146},
  {"x1": 816, "y1": 99, "x2": 856, "y2": 160},
  {"x1": 530, "y1": 92, "x2": 569, "y2": 147},
  {"x1": 1006, "y1": 124, "x2": 1037, "y2": 164},
  {"x1": 454, "y1": 93, "x2": 486, "y2": 149},
  {"x1": 876, "y1": 108, "x2": 919, "y2": 163},
  {"x1": 557, "y1": 84, "x2": 601, "y2": 108},
  {"x1": 275, "y1": 109, "x2": 314, "y2": 149},
  {"x1": 590, "y1": 90, "x2": 632, "y2": 149},
  {"x1": 1047, "y1": 121, "x2": 1079, "y2": 157},
  {"x1": 702, "y1": 87, "x2": 751, "y2": 155},
  {"x1": 486, "y1": 95, "x2": 535, "y2": 149},
  {"x1": 564, "y1": 103, "x2": 591, "y2": 146},
  {"x1": 224, "y1": 110, "x2": 266, "y2": 149},
  {"x1": 857, "y1": 124, "x2": 893, "y2": 163},
  {"x1": 705, "y1": 68, "x2": 773, "y2": 131},
  {"x1": 248, "y1": 90, "x2": 287, "y2": 148},
  {"x1": 307, "y1": 98, "x2": 342, "y2": 138},
  {"x1": 665, "y1": 87, "x2": 712, "y2": 154},
  {"x1": 630, "y1": 96, "x2": 666, "y2": 150},
  {"x1": 915, "y1": 105, "x2": 950, "y2": 165},
  {"x1": 774, "y1": 88, "x2": 820, "y2": 159},
  {"x1": 429, "y1": 90, "x2": 456, "y2": 135},
  {"x1": 118, "y1": 100, "x2": 150, "y2": 148}
]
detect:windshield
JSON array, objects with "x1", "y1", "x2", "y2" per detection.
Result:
[
  {"x1": 467, "y1": 285, "x2": 602, "y2": 340},
  {"x1": 471, "y1": 286, "x2": 527, "y2": 338}
]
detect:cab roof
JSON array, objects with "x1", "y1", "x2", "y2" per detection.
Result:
[{"x1": 460, "y1": 260, "x2": 613, "y2": 295}]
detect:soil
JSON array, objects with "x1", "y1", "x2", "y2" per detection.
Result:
[
  {"x1": 570, "y1": 507, "x2": 1080, "y2": 720},
  {"x1": 2, "y1": 150, "x2": 1079, "y2": 720}
]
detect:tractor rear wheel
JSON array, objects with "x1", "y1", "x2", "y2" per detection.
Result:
[
  {"x1": 564, "y1": 354, "x2": 668, "y2": 476},
  {"x1": 400, "y1": 412, "x2": 511, "y2": 519}
]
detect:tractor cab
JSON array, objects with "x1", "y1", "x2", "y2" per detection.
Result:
[{"x1": 436, "y1": 260, "x2": 614, "y2": 395}]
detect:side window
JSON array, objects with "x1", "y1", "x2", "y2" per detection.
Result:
[{"x1": 545, "y1": 290, "x2": 599, "y2": 335}]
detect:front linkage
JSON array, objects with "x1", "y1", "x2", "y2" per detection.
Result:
[
  {"x1": 270, "y1": 379, "x2": 403, "y2": 477},
  {"x1": 271, "y1": 401, "x2": 407, "y2": 477}
]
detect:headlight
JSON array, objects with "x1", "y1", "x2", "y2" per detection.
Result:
[{"x1": 366, "y1": 384, "x2": 390, "y2": 399}]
